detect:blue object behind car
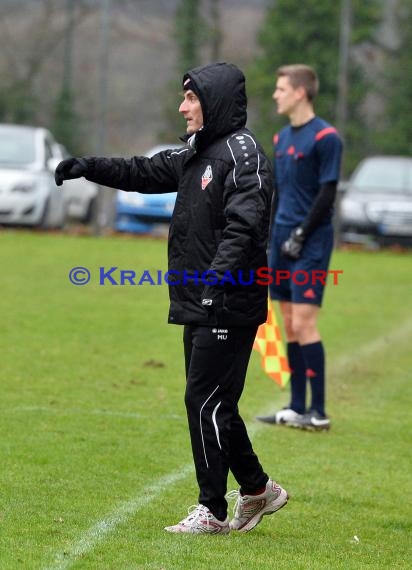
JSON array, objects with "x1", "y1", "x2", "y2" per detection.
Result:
[{"x1": 114, "y1": 144, "x2": 181, "y2": 234}]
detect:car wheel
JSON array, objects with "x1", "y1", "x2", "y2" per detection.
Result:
[
  {"x1": 57, "y1": 202, "x2": 69, "y2": 231},
  {"x1": 83, "y1": 196, "x2": 97, "y2": 224},
  {"x1": 39, "y1": 199, "x2": 51, "y2": 229}
]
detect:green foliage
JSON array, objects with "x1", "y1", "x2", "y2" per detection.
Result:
[
  {"x1": 160, "y1": 0, "x2": 224, "y2": 142},
  {"x1": 0, "y1": 81, "x2": 37, "y2": 124},
  {"x1": 374, "y1": 0, "x2": 412, "y2": 156},
  {"x1": 52, "y1": 86, "x2": 83, "y2": 155},
  {"x1": 174, "y1": 0, "x2": 203, "y2": 74},
  {"x1": 160, "y1": 0, "x2": 205, "y2": 139},
  {"x1": 247, "y1": 0, "x2": 380, "y2": 175},
  {"x1": 158, "y1": 78, "x2": 187, "y2": 142}
]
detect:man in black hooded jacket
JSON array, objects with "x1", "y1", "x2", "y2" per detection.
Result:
[{"x1": 55, "y1": 62, "x2": 288, "y2": 534}]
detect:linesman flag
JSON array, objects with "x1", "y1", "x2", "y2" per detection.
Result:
[{"x1": 253, "y1": 299, "x2": 290, "y2": 387}]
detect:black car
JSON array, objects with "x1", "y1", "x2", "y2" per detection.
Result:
[{"x1": 340, "y1": 156, "x2": 412, "y2": 245}]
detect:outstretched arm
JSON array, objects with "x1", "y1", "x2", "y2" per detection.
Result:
[{"x1": 55, "y1": 148, "x2": 186, "y2": 194}]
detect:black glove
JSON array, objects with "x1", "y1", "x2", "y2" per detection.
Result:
[
  {"x1": 281, "y1": 227, "x2": 305, "y2": 260},
  {"x1": 54, "y1": 157, "x2": 89, "y2": 186}
]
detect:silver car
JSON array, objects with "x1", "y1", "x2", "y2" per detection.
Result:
[
  {"x1": 56, "y1": 144, "x2": 99, "y2": 223},
  {"x1": 0, "y1": 124, "x2": 66, "y2": 228},
  {"x1": 340, "y1": 156, "x2": 412, "y2": 245}
]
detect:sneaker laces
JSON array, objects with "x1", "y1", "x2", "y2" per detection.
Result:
[
  {"x1": 181, "y1": 504, "x2": 213, "y2": 530},
  {"x1": 226, "y1": 488, "x2": 268, "y2": 519},
  {"x1": 226, "y1": 489, "x2": 241, "y2": 516}
]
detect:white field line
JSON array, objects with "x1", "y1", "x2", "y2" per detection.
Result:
[
  {"x1": 331, "y1": 314, "x2": 412, "y2": 371},
  {"x1": 43, "y1": 421, "x2": 266, "y2": 570},
  {"x1": 43, "y1": 465, "x2": 194, "y2": 570},
  {"x1": 42, "y1": 317, "x2": 412, "y2": 570}
]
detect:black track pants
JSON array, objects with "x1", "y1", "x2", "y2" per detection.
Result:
[{"x1": 183, "y1": 325, "x2": 268, "y2": 521}]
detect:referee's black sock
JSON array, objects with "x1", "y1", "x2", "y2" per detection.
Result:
[
  {"x1": 287, "y1": 342, "x2": 306, "y2": 414},
  {"x1": 301, "y1": 341, "x2": 326, "y2": 417}
]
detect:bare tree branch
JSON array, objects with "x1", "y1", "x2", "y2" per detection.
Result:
[{"x1": 0, "y1": 0, "x2": 94, "y2": 88}]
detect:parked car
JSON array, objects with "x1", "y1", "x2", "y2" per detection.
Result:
[
  {"x1": 56, "y1": 144, "x2": 99, "y2": 223},
  {"x1": 114, "y1": 144, "x2": 182, "y2": 234},
  {"x1": 340, "y1": 156, "x2": 412, "y2": 244},
  {"x1": 0, "y1": 123, "x2": 66, "y2": 228}
]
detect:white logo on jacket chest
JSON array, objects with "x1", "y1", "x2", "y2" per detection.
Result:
[{"x1": 201, "y1": 165, "x2": 213, "y2": 190}]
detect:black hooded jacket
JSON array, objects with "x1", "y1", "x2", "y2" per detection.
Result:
[{"x1": 80, "y1": 62, "x2": 273, "y2": 327}]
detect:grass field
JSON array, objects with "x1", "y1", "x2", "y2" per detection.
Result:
[{"x1": 0, "y1": 229, "x2": 411, "y2": 570}]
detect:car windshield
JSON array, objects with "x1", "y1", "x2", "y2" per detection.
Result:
[
  {"x1": 0, "y1": 127, "x2": 36, "y2": 167},
  {"x1": 352, "y1": 159, "x2": 412, "y2": 194}
]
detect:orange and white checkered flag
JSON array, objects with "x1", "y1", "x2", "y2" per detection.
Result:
[{"x1": 253, "y1": 299, "x2": 290, "y2": 387}]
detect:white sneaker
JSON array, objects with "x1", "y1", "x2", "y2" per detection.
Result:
[
  {"x1": 164, "y1": 504, "x2": 230, "y2": 534},
  {"x1": 296, "y1": 411, "x2": 331, "y2": 431},
  {"x1": 227, "y1": 479, "x2": 288, "y2": 532},
  {"x1": 257, "y1": 407, "x2": 303, "y2": 427}
]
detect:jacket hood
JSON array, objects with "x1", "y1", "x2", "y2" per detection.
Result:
[{"x1": 182, "y1": 62, "x2": 247, "y2": 147}]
